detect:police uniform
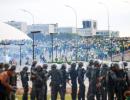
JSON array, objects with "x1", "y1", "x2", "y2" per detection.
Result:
[
  {"x1": 59, "y1": 64, "x2": 69, "y2": 100},
  {"x1": 68, "y1": 63, "x2": 78, "y2": 100},
  {"x1": 77, "y1": 62, "x2": 86, "y2": 100},
  {"x1": 20, "y1": 67, "x2": 29, "y2": 100},
  {"x1": 48, "y1": 64, "x2": 62, "y2": 100}
]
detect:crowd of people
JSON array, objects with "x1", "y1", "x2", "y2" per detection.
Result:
[
  {"x1": 0, "y1": 60, "x2": 130, "y2": 100},
  {"x1": 0, "y1": 34, "x2": 129, "y2": 64}
]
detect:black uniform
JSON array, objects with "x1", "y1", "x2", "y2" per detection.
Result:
[
  {"x1": 100, "y1": 64, "x2": 109, "y2": 100},
  {"x1": 68, "y1": 63, "x2": 78, "y2": 100},
  {"x1": 42, "y1": 64, "x2": 48, "y2": 100},
  {"x1": 48, "y1": 64, "x2": 62, "y2": 100},
  {"x1": 107, "y1": 65, "x2": 117, "y2": 100},
  {"x1": 77, "y1": 62, "x2": 86, "y2": 100},
  {"x1": 30, "y1": 61, "x2": 37, "y2": 100},
  {"x1": 86, "y1": 60, "x2": 94, "y2": 99},
  {"x1": 87, "y1": 61, "x2": 101, "y2": 100},
  {"x1": 115, "y1": 69, "x2": 129, "y2": 100},
  {"x1": 59, "y1": 64, "x2": 69, "y2": 100},
  {"x1": 20, "y1": 67, "x2": 29, "y2": 100},
  {"x1": 31, "y1": 65, "x2": 46, "y2": 100}
]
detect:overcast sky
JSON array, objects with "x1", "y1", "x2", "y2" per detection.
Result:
[{"x1": 0, "y1": 0, "x2": 130, "y2": 37}]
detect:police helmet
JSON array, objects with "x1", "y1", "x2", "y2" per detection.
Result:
[
  {"x1": 71, "y1": 63, "x2": 76, "y2": 69},
  {"x1": 51, "y1": 64, "x2": 57, "y2": 69},
  {"x1": 42, "y1": 64, "x2": 48, "y2": 69},
  {"x1": 9, "y1": 65, "x2": 16, "y2": 71},
  {"x1": 78, "y1": 62, "x2": 83, "y2": 68},
  {"x1": 23, "y1": 66, "x2": 28, "y2": 71},
  {"x1": 102, "y1": 63, "x2": 108, "y2": 68},
  {"x1": 61, "y1": 64, "x2": 66, "y2": 69},
  {"x1": 4, "y1": 63, "x2": 10, "y2": 70},
  {"x1": 36, "y1": 65, "x2": 42, "y2": 71},
  {"x1": 89, "y1": 60, "x2": 94, "y2": 65}
]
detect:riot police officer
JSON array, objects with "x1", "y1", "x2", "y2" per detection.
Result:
[
  {"x1": 30, "y1": 61, "x2": 37, "y2": 100},
  {"x1": 77, "y1": 62, "x2": 86, "y2": 100},
  {"x1": 115, "y1": 62, "x2": 129, "y2": 100},
  {"x1": 42, "y1": 64, "x2": 48, "y2": 100},
  {"x1": 31, "y1": 65, "x2": 46, "y2": 100},
  {"x1": 68, "y1": 63, "x2": 78, "y2": 100},
  {"x1": 87, "y1": 60, "x2": 101, "y2": 100},
  {"x1": 86, "y1": 60, "x2": 94, "y2": 82},
  {"x1": 107, "y1": 63, "x2": 117, "y2": 100},
  {"x1": 59, "y1": 64, "x2": 69, "y2": 100},
  {"x1": 20, "y1": 66, "x2": 29, "y2": 100},
  {"x1": 48, "y1": 64, "x2": 62, "y2": 100},
  {"x1": 100, "y1": 63, "x2": 109, "y2": 100}
]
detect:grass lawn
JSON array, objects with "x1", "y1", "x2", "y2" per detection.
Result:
[{"x1": 17, "y1": 94, "x2": 72, "y2": 100}]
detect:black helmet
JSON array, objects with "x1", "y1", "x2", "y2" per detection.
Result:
[
  {"x1": 23, "y1": 66, "x2": 28, "y2": 71},
  {"x1": 78, "y1": 62, "x2": 83, "y2": 68},
  {"x1": 102, "y1": 63, "x2": 108, "y2": 68},
  {"x1": 61, "y1": 64, "x2": 66, "y2": 69},
  {"x1": 51, "y1": 64, "x2": 57, "y2": 69},
  {"x1": 123, "y1": 61, "x2": 128, "y2": 67},
  {"x1": 94, "y1": 60, "x2": 99, "y2": 66},
  {"x1": 36, "y1": 65, "x2": 42, "y2": 71},
  {"x1": 71, "y1": 63, "x2": 76, "y2": 69},
  {"x1": 4, "y1": 63, "x2": 10, "y2": 70},
  {"x1": 89, "y1": 60, "x2": 94, "y2": 65},
  {"x1": 32, "y1": 61, "x2": 37, "y2": 67},
  {"x1": 9, "y1": 65, "x2": 16, "y2": 71},
  {"x1": 43, "y1": 64, "x2": 48, "y2": 69}
]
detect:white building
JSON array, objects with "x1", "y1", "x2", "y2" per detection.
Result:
[
  {"x1": 77, "y1": 28, "x2": 93, "y2": 36},
  {"x1": 58, "y1": 27, "x2": 76, "y2": 34},
  {"x1": 6, "y1": 21, "x2": 27, "y2": 33},
  {"x1": 77, "y1": 20, "x2": 97, "y2": 36},
  {"x1": 96, "y1": 30, "x2": 119, "y2": 37},
  {"x1": 27, "y1": 23, "x2": 58, "y2": 34}
]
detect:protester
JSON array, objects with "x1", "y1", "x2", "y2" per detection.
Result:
[{"x1": 0, "y1": 65, "x2": 17, "y2": 100}]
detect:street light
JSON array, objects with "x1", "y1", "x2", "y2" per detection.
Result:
[
  {"x1": 31, "y1": 31, "x2": 40, "y2": 61},
  {"x1": 65, "y1": 5, "x2": 78, "y2": 62},
  {"x1": 21, "y1": 9, "x2": 39, "y2": 61},
  {"x1": 50, "y1": 33, "x2": 54, "y2": 63},
  {"x1": 15, "y1": 43, "x2": 24, "y2": 66},
  {"x1": 55, "y1": 45, "x2": 58, "y2": 62},
  {"x1": 98, "y1": 2, "x2": 112, "y2": 61}
]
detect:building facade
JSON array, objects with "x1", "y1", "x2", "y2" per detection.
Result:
[
  {"x1": 96, "y1": 30, "x2": 119, "y2": 37},
  {"x1": 58, "y1": 27, "x2": 76, "y2": 34},
  {"x1": 6, "y1": 21, "x2": 28, "y2": 33},
  {"x1": 27, "y1": 23, "x2": 58, "y2": 34}
]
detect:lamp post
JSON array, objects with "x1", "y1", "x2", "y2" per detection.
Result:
[
  {"x1": 31, "y1": 31, "x2": 40, "y2": 61},
  {"x1": 65, "y1": 5, "x2": 78, "y2": 62},
  {"x1": 21, "y1": 9, "x2": 37, "y2": 61},
  {"x1": 50, "y1": 33, "x2": 54, "y2": 63},
  {"x1": 15, "y1": 43, "x2": 24, "y2": 66},
  {"x1": 98, "y1": 2, "x2": 112, "y2": 61}
]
